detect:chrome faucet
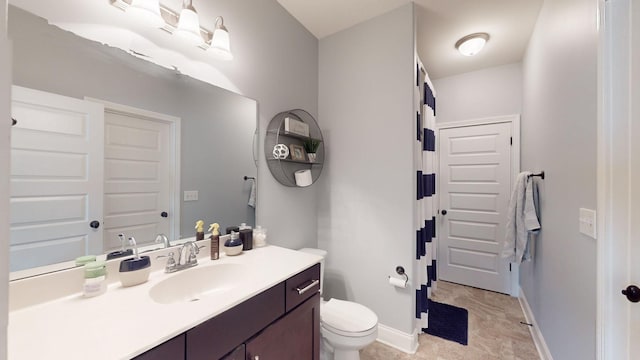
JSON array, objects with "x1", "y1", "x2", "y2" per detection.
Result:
[
  {"x1": 155, "y1": 233, "x2": 171, "y2": 248},
  {"x1": 157, "y1": 241, "x2": 203, "y2": 273},
  {"x1": 178, "y1": 241, "x2": 201, "y2": 266}
]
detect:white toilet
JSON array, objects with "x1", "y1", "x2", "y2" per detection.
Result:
[{"x1": 300, "y1": 248, "x2": 378, "y2": 360}]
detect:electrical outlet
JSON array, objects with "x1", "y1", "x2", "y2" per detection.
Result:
[
  {"x1": 579, "y1": 208, "x2": 597, "y2": 239},
  {"x1": 184, "y1": 190, "x2": 198, "y2": 202}
]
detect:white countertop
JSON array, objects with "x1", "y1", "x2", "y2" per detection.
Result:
[{"x1": 8, "y1": 246, "x2": 322, "y2": 360}]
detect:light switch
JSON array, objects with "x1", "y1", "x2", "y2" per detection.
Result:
[
  {"x1": 579, "y1": 208, "x2": 597, "y2": 239},
  {"x1": 184, "y1": 190, "x2": 198, "y2": 201}
]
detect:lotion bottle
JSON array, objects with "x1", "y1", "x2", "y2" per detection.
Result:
[{"x1": 209, "y1": 223, "x2": 220, "y2": 260}]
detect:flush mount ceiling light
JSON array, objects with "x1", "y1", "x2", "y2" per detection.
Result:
[
  {"x1": 110, "y1": 0, "x2": 233, "y2": 60},
  {"x1": 174, "y1": 0, "x2": 203, "y2": 46},
  {"x1": 210, "y1": 16, "x2": 233, "y2": 60},
  {"x1": 455, "y1": 33, "x2": 490, "y2": 57}
]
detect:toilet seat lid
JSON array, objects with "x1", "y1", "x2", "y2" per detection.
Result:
[{"x1": 321, "y1": 299, "x2": 378, "y2": 333}]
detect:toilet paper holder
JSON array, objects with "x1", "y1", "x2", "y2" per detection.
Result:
[{"x1": 389, "y1": 266, "x2": 409, "y2": 287}]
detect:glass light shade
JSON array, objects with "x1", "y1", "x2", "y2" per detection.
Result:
[
  {"x1": 174, "y1": 8, "x2": 204, "y2": 46},
  {"x1": 456, "y1": 33, "x2": 489, "y2": 57},
  {"x1": 127, "y1": 0, "x2": 164, "y2": 28},
  {"x1": 210, "y1": 28, "x2": 233, "y2": 60}
]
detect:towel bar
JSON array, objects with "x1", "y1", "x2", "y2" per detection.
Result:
[{"x1": 528, "y1": 171, "x2": 545, "y2": 180}]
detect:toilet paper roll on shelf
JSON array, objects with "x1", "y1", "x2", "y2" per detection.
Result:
[{"x1": 295, "y1": 169, "x2": 313, "y2": 187}]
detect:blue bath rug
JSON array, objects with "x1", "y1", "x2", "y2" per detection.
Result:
[{"x1": 424, "y1": 300, "x2": 468, "y2": 345}]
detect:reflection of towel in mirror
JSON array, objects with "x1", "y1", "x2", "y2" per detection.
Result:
[
  {"x1": 248, "y1": 180, "x2": 256, "y2": 208},
  {"x1": 503, "y1": 172, "x2": 541, "y2": 264}
]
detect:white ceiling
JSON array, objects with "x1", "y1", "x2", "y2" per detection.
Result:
[{"x1": 277, "y1": 0, "x2": 543, "y2": 79}]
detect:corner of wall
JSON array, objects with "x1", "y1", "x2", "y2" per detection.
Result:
[{"x1": 0, "y1": 4, "x2": 11, "y2": 357}]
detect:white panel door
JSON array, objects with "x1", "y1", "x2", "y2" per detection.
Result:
[
  {"x1": 10, "y1": 86, "x2": 104, "y2": 271},
  {"x1": 103, "y1": 109, "x2": 173, "y2": 250},
  {"x1": 438, "y1": 122, "x2": 511, "y2": 294},
  {"x1": 601, "y1": 0, "x2": 640, "y2": 357}
]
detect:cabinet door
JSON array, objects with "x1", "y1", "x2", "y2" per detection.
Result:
[
  {"x1": 246, "y1": 293, "x2": 320, "y2": 360},
  {"x1": 186, "y1": 283, "x2": 285, "y2": 360},
  {"x1": 133, "y1": 334, "x2": 185, "y2": 360},
  {"x1": 221, "y1": 344, "x2": 245, "y2": 360}
]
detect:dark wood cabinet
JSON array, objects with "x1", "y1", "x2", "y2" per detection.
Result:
[
  {"x1": 134, "y1": 264, "x2": 320, "y2": 360},
  {"x1": 246, "y1": 293, "x2": 320, "y2": 360},
  {"x1": 220, "y1": 345, "x2": 245, "y2": 360},
  {"x1": 133, "y1": 334, "x2": 185, "y2": 360},
  {"x1": 186, "y1": 283, "x2": 285, "y2": 360}
]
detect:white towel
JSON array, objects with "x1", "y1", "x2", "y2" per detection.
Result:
[
  {"x1": 248, "y1": 180, "x2": 256, "y2": 208},
  {"x1": 503, "y1": 171, "x2": 541, "y2": 264}
]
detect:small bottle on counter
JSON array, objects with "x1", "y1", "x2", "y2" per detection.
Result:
[
  {"x1": 239, "y1": 223, "x2": 253, "y2": 251},
  {"x1": 209, "y1": 222, "x2": 220, "y2": 260},
  {"x1": 83, "y1": 260, "x2": 107, "y2": 298},
  {"x1": 195, "y1": 220, "x2": 205, "y2": 240}
]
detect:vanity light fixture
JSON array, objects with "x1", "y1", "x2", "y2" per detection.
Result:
[
  {"x1": 110, "y1": 0, "x2": 233, "y2": 60},
  {"x1": 126, "y1": 0, "x2": 164, "y2": 28},
  {"x1": 455, "y1": 32, "x2": 490, "y2": 57},
  {"x1": 210, "y1": 16, "x2": 233, "y2": 60},
  {"x1": 174, "y1": 0, "x2": 204, "y2": 46}
]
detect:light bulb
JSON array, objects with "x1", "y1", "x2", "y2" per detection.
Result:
[
  {"x1": 127, "y1": 0, "x2": 164, "y2": 28},
  {"x1": 175, "y1": 5, "x2": 203, "y2": 46}
]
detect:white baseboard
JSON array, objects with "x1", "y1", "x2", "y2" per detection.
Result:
[
  {"x1": 519, "y1": 287, "x2": 554, "y2": 360},
  {"x1": 376, "y1": 324, "x2": 418, "y2": 354}
]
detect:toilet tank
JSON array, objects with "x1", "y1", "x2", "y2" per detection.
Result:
[{"x1": 299, "y1": 248, "x2": 326, "y2": 295}]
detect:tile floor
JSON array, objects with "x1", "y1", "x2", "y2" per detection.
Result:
[{"x1": 360, "y1": 281, "x2": 540, "y2": 360}]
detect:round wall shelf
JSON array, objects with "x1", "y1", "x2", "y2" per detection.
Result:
[{"x1": 265, "y1": 109, "x2": 324, "y2": 187}]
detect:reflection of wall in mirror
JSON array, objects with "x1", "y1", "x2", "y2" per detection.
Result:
[{"x1": 8, "y1": 6, "x2": 257, "y2": 274}]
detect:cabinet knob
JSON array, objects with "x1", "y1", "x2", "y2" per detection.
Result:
[
  {"x1": 90, "y1": 220, "x2": 100, "y2": 229},
  {"x1": 441, "y1": 209, "x2": 448, "y2": 215},
  {"x1": 161, "y1": 211, "x2": 168, "y2": 218}
]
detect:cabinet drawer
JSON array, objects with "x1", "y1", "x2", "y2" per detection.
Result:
[
  {"x1": 186, "y1": 283, "x2": 285, "y2": 360},
  {"x1": 285, "y1": 263, "x2": 321, "y2": 312}
]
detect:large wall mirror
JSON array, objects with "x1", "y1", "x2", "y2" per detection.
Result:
[{"x1": 8, "y1": 5, "x2": 258, "y2": 277}]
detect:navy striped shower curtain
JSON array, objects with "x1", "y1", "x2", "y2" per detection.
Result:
[{"x1": 415, "y1": 61, "x2": 437, "y2": 330}]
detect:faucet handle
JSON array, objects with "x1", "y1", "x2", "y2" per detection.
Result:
[{"x1": 156, "y1": 252, "x2": 177, "y2": 272}]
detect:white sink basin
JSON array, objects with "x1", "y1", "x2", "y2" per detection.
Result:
[{"x1": 149, "y1": 263, "x2": 247, "y2": 304}]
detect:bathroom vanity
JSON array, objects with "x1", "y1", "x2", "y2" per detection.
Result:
[{"x1": 8, "y1": 246, "x2": 322, "y2": 360}]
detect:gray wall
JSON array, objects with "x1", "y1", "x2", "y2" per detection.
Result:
[
  {"x1": 520, "y1": 0, "x2": 597, "y2": 358},
  {"x1": 207, "y1": 0, "x2": 319, "y2": 250},
  {"x1": 0, "y1": 0, "x2": 9, "y2": 357},
  {"x1": 433, "y1": 62, "x2": 523, "y2": 123},
  {"x1": 9, "y1": 6, "x2": 257, "y2": 242},
  {"x1": 318, "y1": 4, "x2": 416, "y2": 334}
]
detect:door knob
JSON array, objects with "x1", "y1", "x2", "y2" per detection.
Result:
[
  {"x1": 90, "y1": 220, "x2": 100, "y2": 229},
  {"x1": 441, "y1": 209, "x2": 447, "y2": 215},
  {"x1": 622, "y1": 285, "x2": 640, "y2": 303},
  {"x1": 161, "y1": 211, "x2": 168, "y2": 218}
]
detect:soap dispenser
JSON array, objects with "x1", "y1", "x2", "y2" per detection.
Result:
[
  {"x1": 195, "y1": 220, "x2": 205, "y2": 240},
  {"x1": 209, "y1": 223, "x2": 220, "y2": 260},
  {"x1": 223, "y1": 231, "x2": 243, "y2": 256}
]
